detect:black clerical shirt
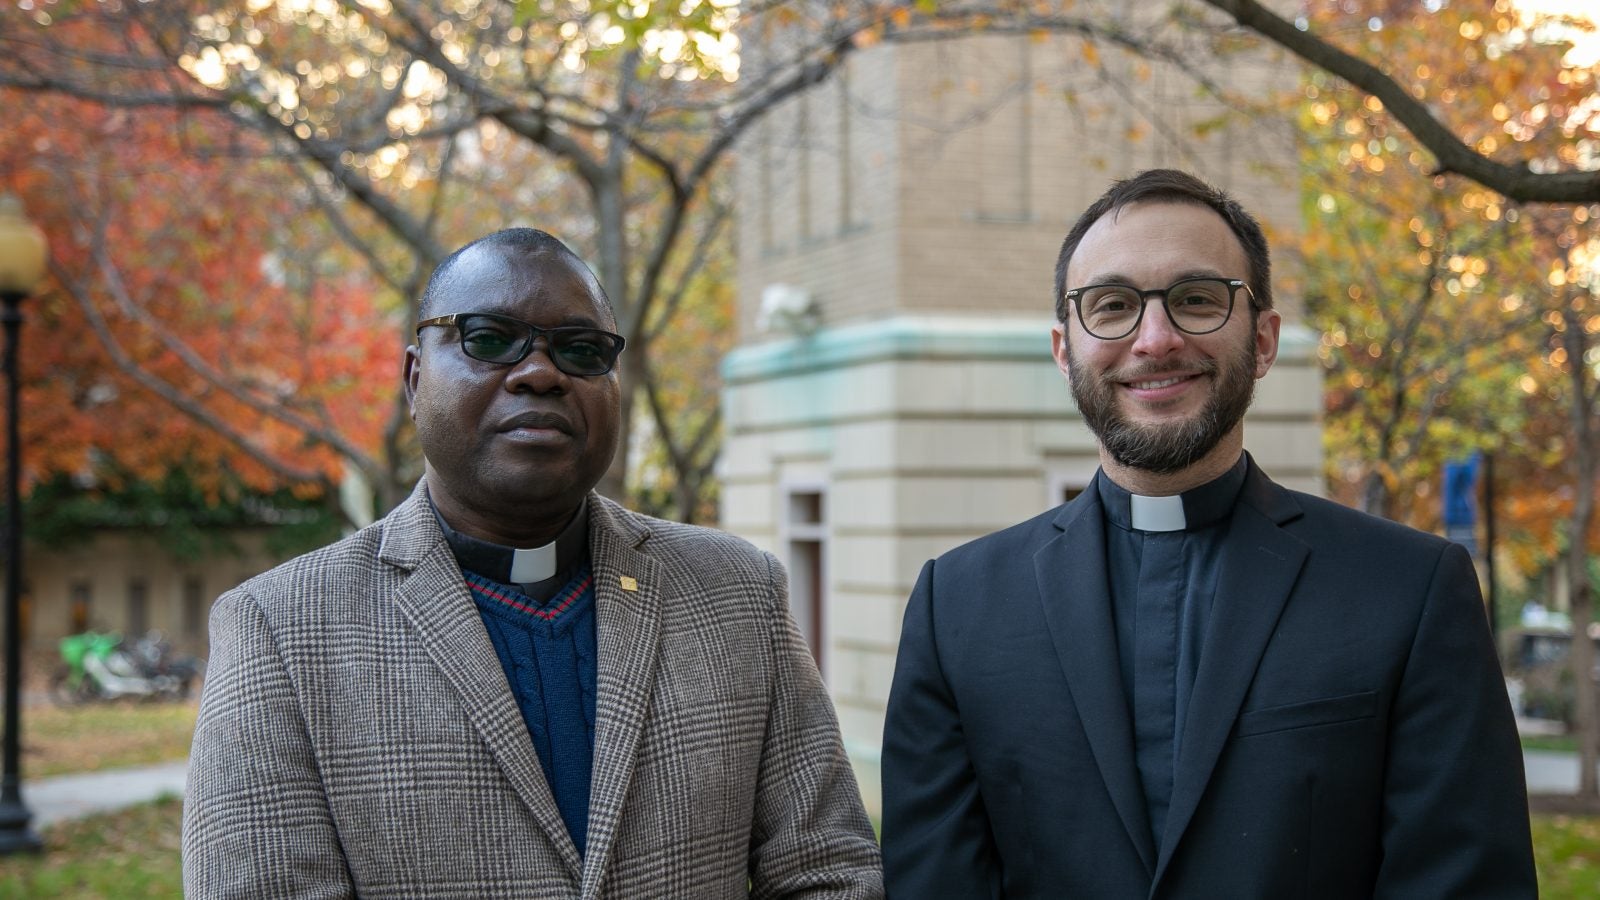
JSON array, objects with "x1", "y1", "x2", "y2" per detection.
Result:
[{"x1": 1097, "y1": 454, "x2": 1248, "y2": 849}]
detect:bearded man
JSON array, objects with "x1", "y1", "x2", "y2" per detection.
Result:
[{"x1": 880, "y1": 169, "x2": 1535, "y2": 898}]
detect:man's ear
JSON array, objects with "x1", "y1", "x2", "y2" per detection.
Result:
[
  {"x1": 1253, "y1": 308, "x2": 1282, "y2": 379},
  {"x1": 403, "y1": 345, "x2": 422, "y2": 416},
  {"x1": 1050, "y1": 320, "x2": 1073, "y2": 380}
]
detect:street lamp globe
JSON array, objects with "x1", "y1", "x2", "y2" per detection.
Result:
[{"x1": 0, "y1": 194, "x2": 46, "y2": 299}]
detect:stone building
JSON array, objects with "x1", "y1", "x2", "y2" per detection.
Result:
[
  {"x1": 19, "y1": 529, "x2": 290, "y2": 655},
  {"x1": 722, "y1": 30, "x2": 1323, "y2": 814}
]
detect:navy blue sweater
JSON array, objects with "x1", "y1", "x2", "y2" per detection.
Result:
[{"x1": 466, "y1": 567, "x2": 597, "y2": 856}]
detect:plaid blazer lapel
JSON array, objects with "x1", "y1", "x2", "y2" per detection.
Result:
[
  {"x1": 380, "y1": 482, "x2": 584, "y2": 879},
  {"x1": 579, "y1": 496, "x2": 665, "y2": 897}
]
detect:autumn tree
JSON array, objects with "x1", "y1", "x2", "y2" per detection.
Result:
[
  {"x1": 1524, "y1": 204, "x2": 1600, "y2": 797},
  {"x1": 0, "y1": 0, "x2": 905, "y2": 521},
  {"x1": 1288, "y1": 0, "x2": 1600, "y2": 797},
  {"x1": 0, "y1": 86, "x2": 397, "y2": 527}
]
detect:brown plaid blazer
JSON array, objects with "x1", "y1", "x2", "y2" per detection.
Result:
[{"x1": 182, "y1": 483, "x2": 882, "y2": 898}]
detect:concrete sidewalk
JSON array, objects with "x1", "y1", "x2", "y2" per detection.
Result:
[
  {"x1": 24, "y1": 759, "x2": 187, "y2": 830},
  {"x1": 1524, "y1": 749, "x2": 1600, "y2": 795}
]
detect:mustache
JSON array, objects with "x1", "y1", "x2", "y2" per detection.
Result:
[{"x1": 1103, "y1": 359, "x2": 1218, "y2": 383}]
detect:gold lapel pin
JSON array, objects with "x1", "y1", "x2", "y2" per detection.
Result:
[{"x1": 619, "y1": 575, "x2": 639, "y2": 592}]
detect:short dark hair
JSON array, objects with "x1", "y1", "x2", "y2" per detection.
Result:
[
  {"x1": 418, "y1": 228, "x2": 616, "y2": 324},
  {"x1": 1052, "y1": 168, "x2": 1272, "y2": 322}
]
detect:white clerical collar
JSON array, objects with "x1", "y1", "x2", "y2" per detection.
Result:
[
  {"x1": 1130, "y1": 493, "x2": 1187, "y2": 532},
  {"x1": 431, "y1": 494, "x2": 589, "y2": 597},
  {"x1": 509, "y1": 542, "x2": 559, "y2": 583}
]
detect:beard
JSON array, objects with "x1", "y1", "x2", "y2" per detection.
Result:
[{"x1": 1068, "y1": 335, "x2": 1257, "y2": 476}]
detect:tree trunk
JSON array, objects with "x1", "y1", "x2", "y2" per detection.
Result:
[
  {"x1": 1568, "y1": 533, "x2": 1599, "y2": 798},
  {"x1": 593, "y1": 168, "x2": 632, "y2": 503},
  {"x1": 1562, "y1": 309, "x2": 1599, "y2": 798},
  {"x1": 1360, "y1": 469, "x2": 1389, "y2": 518}
]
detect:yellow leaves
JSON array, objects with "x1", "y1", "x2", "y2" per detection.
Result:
[
  {"x1": 1081, "y1": 41, "x2": 1100, "y2": 66},
  {"x1": 890, "y1": 7, "x2": 911, "y2": 28},
  {"x1": 1459, "y1": 19, "x2": 1485, "y2": 40}
]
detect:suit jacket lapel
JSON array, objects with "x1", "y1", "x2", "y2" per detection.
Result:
[
  {"x1": 1152, "y1": 464, "x2": 1308, "y2": 887},
  {"x1": 578, "y1": 496, "x2": 665, "y2": 898},
  {"x1": 1033, "y1": 487, "x2": 1157, "y2": 876},
  {"x1": 379, "y1": 483, "x2": 583, "y2": 879}
]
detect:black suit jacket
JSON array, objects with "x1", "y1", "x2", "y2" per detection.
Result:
[{"x1": 882, "y1": 460, "x2": 1534, "y2": 898}]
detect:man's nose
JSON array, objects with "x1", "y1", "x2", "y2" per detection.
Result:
[
  {"x1": 1130, "y1": 297, "x2": 1186, "y2": 357},
  {"x1": 504, "y1": 338, "x2": 569, "y2": 391}
]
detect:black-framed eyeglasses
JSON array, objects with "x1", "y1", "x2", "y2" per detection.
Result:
[
  {"x1": 1064, "y1": 277, "x2": 1254, "y2": 341},
  {"x1": 416, "y1": 313, "x2": 626, "y2": 376}
]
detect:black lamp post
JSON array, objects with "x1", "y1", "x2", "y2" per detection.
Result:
[{"x1": 0, "y1": 192, "x2": 46, "y2": 855}]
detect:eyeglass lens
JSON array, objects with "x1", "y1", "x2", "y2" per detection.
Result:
[
  {"x1": 1077, "y1": 278, "x2": 1237, "y2": 340},
  {"x1": 456, "y1": 314, "x2": 623, "y2": 375}
]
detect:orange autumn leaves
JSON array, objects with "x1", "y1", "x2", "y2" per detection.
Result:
[{"x1": 0, "y1": 91, "x2": 397, "y2": 505}]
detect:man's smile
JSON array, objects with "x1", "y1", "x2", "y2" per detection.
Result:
[
  {"x1": 1116, "y1": 368, "x2": 1209, "y2": 404},
  {"x1": 1124, "y1": 373, "x2": 1195, "y2": 391}
]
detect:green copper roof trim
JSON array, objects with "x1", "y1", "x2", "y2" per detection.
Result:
[
  {"x1": 722, "y1": 316, "x2": 1053, "y2": 384},
  {"x1": 721, "y1": 316, "x2": 1317, "y2": 384}
]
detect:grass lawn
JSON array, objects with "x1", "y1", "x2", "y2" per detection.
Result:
[
  {"x1": 1523, "y1": 733, "x2": 1582, "y2": 754},
  {"x1": 22, "y1": 701, "x2": 197, "y2": 779},
  {"x1": 0, "y1": 796, "x2": 183, "y2": 899},
  {"x1": 1534, "y1": 814, "x2": 1600, "y2": 899}
]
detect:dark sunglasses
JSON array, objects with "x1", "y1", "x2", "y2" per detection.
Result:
[{"x1": 416, "y1": 313, "x2": 626, "y2": 376}]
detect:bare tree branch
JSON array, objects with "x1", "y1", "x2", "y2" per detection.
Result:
[{"x1": 1199, "y1": 0, "x2": 1600, "y2": 203}]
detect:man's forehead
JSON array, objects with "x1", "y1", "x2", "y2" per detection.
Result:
[
  {"x1": 1069, "y1": 200, "x2": 1243, "y2": 284},
  {"x1": 442, "y1": 244, "x2": 608, "y2": 317}
]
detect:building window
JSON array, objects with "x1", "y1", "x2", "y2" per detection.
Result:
[
  {"x1": 127, "y1": 579, "x2": 147, "y2": 636},
  {"x1": 1046, "y1": 469, "x2": 1095, "y2": 510},
  {"x1": 784, "y1": 487, "x2": 828, "y2": 672},
  {"x1": 69, "y1": 581, "x2": 91, "y2": 634},
  {"x1": 183, "y1": 576, "x2": 205, "y2": 637}
]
